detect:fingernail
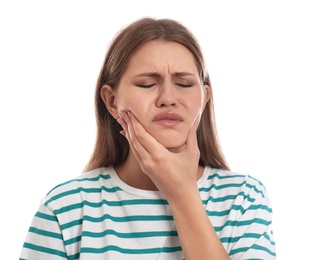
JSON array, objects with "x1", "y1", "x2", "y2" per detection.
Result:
[
  {"x1": 120, "y1": 130, "x2": 126, "y2": 137},
  {"x1": 117, "y1": 118, "x2": 123, "y2": 125},
  {"x1": 118, "y1": 112, "x2": 124, "y2": 118},
  {"x1": 127, "y1": 111, "x2": 131, "y2": 117}
]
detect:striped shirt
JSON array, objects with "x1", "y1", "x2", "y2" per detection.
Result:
[{"x1": 20, "y1": 166, "x2": 276, "y2": 259}]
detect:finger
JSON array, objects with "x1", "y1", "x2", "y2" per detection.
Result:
[
  {"x1": 126, "y1": 111, "x2": 171, "y2": 174},
  {"x1": 120, "y1": 111, "x2": 151, "y2": 161},
  {"x1": 128, "y1": 111, "x2": 166, "y2": 155},
  {"x1": 117, "y1": 117, "x2": 127, "y2": 141},
  {"x1": 118, "y1": 112, "x2": 145, "y2": 165},
  {"x1": 186, "y1": 124, "x2": 198, "y2": 149},
  {"x1": 185, "y1": 119, "x2": 200, "y2": 156}
]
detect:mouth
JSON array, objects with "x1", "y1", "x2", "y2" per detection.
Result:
[{"x1": 153, "y1": 112, "x2": 184, "y2": 126}]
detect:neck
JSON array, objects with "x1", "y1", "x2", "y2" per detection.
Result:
[
  {"x1": 115, "y1": 151, "x2": 159, "y2": 191},
  {"x1": 114, "y1": 151, "x2": 205, "y2": 191}
]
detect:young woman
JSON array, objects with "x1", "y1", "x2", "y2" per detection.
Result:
[{"x1": 20, "y1": 18, "x2": 276, "y2": 259}]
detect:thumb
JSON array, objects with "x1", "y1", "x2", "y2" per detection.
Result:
[{"x1": 185, "y1": 117, "x2": 199, "y2": 152}]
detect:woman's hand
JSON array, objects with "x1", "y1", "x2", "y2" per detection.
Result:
[
  {"x1": 117, "y1": 110, "x2": 200, "y2": 202},
  {"x1": 117, "y1": 110, "x2": 230, "y2": 259}
]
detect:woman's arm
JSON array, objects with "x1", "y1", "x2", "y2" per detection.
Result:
[
  {"x1": 168, "y1": 186, "x2": 230, "y2": 259},
  {"x1": 118, "y1": 111, "x2": 230, "y2": 259}
]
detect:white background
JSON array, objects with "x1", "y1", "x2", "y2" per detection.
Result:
[{"x1": 1, "y1": 1, "x2": 314, "y2": 259}]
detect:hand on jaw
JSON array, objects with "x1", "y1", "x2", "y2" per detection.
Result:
[{"x1": 117, "y1": 110, "x2": 200, "y2": 203}]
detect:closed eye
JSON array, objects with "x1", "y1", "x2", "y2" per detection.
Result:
[
  {"x1": 136, "y1": 83, "x2": 193, "y2": 88},
  {"x1": 137, "y1": 84, "x2": 155, "y2": 88},
  {"x1": 177, "y1": 83, "x2": 193, "y2": 88}
]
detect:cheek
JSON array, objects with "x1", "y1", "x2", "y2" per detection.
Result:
[
  {"x1": 116, "y1": 94, "x2": 148, "y2": 117},
  {"x1": 129, "y1": 101, "x2": 150, "y2": 122},
  {"x1": 188, "y1": 94, "x2": 204, "y2": 117}
]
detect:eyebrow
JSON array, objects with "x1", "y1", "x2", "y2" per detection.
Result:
[{"x1": 134, "y1": 72, "x2": 196, "y2": 78}]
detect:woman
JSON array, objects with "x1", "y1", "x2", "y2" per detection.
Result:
[{"x1": 20, "y1": 18, "x2": 276, "y2": 259}]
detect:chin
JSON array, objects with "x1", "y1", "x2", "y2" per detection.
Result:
[
  {"x1": 149, "y1": 130, "x2": 187, "y2": 151},
  {"x1": 167, "y1": 146, "x2": 185, "y2": 153},
  {"x1": 159, "y1": 139, "x2": 186, "y2": 152}
]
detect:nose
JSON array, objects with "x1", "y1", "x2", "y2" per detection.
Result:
[{"x1": 156, "y1": 83, "x2": 177, "y2": 108}]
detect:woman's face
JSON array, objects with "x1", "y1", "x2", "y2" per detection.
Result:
[{"x1": 110, "y1": 40, "x2": 209, "y2": 151}]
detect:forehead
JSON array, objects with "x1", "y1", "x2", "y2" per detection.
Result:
[{"x1": 125, "y1": 40, "x2": 199, "y2": 75}]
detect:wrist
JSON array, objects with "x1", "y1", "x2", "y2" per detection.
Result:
[{"x1": 167, "y1": 185, "x2": 202, "y2": 211}]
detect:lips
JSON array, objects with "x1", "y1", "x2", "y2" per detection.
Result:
[{"x1": 153, "y1": 112, "x2": 183, "y2": 126}]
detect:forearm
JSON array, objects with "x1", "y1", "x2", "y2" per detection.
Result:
[{"x1": 169, "y1": 187, "x2": 230, "y2": 260}]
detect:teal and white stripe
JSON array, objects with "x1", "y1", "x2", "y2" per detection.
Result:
[{"x1": 20, "y1": 167, "x2": 276, "y2": 259}]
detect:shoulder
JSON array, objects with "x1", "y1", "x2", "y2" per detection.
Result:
[
  {"x1": 46, "y1": 167, "x2": 108, "y2": 195},
  {"x1": 204, "y1": 167, "x2": 269, "y2": 199},
  {"x1": 42, "y1": 167, "x2": 119, "y2": 211},
  {"x1": 202, "y1": 167, "x2": 274, "y2": 234}
]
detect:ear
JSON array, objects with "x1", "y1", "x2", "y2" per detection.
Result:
[
  {"x1": 100, "y1": 84, "x2": 119, "y2": 119},
  {"x1": 202, "y1": 84, "x2": 211, "y2": 111}
]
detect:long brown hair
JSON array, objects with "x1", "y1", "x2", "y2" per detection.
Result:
[{"x1": 84, "y1": 17, "x2": 229, "y2": 172}]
